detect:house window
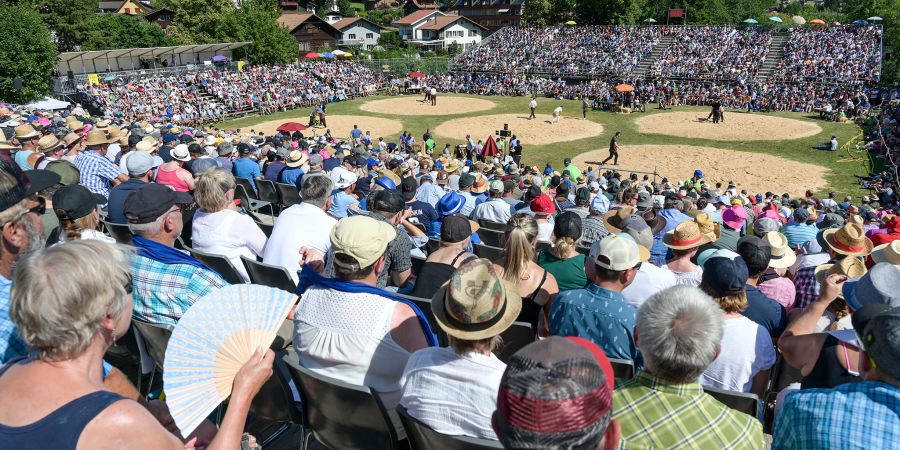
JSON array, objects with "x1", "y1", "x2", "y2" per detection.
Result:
[
  {"x1": 366, "y1": 33, "x2": 373, "y2": 39},
  {"x1": 348, "y1": 33, "x2": 356, "y2": 39},
  {"x1": 124, "y1": 7, "x2": 131, "y2": 13},
  {"x1": 468, "y1": 30, "x2": 476, "y2": 37},
  {"x1": 136, "y1": 7, "x2": 141, "y2": 12}
]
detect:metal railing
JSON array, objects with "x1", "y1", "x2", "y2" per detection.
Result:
[
  {"x1": 355, "y1": 57, "x2": 450, "y2": 76},
  {"x1": 53, "y1": 63, "x2": 238, "y2": 94}
]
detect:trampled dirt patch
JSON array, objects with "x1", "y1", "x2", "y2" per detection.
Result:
[
  {"x1": 249, "y1": 115, "x2": 403, "y2": 140},
  {"x1": 634, "y1": 111, "x2": 823, "y2": 141},
  {"x1": 435, "y1": 114, "x2": 604, "y2": 146},
  {"x1": 360, "y1": 96, "x2": 496, "y2": 116},
  {"x1": 572, "y1": 144, "x2": 828, "y2": 196}
]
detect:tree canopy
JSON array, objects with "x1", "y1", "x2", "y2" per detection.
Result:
[
  {"x1": 0, "y1": 5, "x2": 56, "y2": 103},
  {"x1": 79, "y1": 14, "x2": 169, "y2": 51},
  {"x1": 221, "y1": 0, "x2": 298, "y2": 65}
]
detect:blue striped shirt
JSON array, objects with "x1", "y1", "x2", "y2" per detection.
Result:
[{"x1": 74, "y1": 150, "x2": 121, "y2": 199}]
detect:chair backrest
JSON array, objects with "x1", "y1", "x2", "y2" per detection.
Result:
[
  {"x1": 103, "y1": 221, "x2": 133, "y2": 245},
  {"x1": 395, "y1": 293, "x2": 447, "y2": 346},
  {"x1": 477, "y1": 219, "x2": 507, "y2": 232},
  {"x1": 187, "y1": 248, "x2": 246, "y2": 284},
  {"x1": 233, "y1": 184, "x2": 257, "y2": 212},
  {"x1": 576, "y1": 245, "x2": 592, "y2": 256},
  {"x1": 248, "y1": 349, "x2": 302, "y2": 426},
  {"x1": 476, "y1": 228, "x2": 504, "y2": 248},
  {"x1": 275, "y1": 183, "x2": 302, "y2": 207},
  {"x1": 534, "y1": 241, "x2": 551, "y2": 256},
  {"x1": 703, "y1": 385, "x2": 760, "y2": 419},
  {"x1": 608, "y1": 357, "x2": 635, "y2": 380},
  {"x1": 240, "y1": 255, "x2": 296, "y2": 292},
  {"x1": 131, "y1": 319, "x2": 174, "y2": 371},
  {"x1": 256, "y1": 179, "x2": 281, "y2": 205},
  {"x1": 254, "y1": 220, "x2": 274, "y2": 238},
  {"x1": 282, "y1": 353, "x2": 401, "y2": 450},
  {"x1": 235, "y1": 177, "x2": 257, "y2": 198},
  {"x1": 410, "y1": 254, "x2": 426, "y2": 277},
  {"x1": 473, "y1": 244, "x2": 504, "y2": 261},
  {"x1": 494, "y1": 321, "x2": 536, "y2": 363},
  {"x1": 425, "y1": 238, "x2": 441, "y2": 255},
  {"x1": 397, "y1": 405, "x2": 503, "y2": 450}
]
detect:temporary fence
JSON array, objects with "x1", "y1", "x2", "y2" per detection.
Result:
[{"x1": 355, "y1": 58, "x2": 450, "y2": 77}]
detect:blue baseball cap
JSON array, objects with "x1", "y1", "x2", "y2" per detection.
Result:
[
  {"x1": 694, "y1": 169, "x2": 704, "y2": 178},
  {"x1": 375, "y1": 176, "x2": 396, "y2": 190},
  {"x1": 437, "y1": 191, "x2": 465, "y2": 216},
  {"x1": 702, "y1": 256, "x2": 749, "y2": 296}
]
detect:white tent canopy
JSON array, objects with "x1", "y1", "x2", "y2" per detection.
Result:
[
  {"x1": 55, "y1": 42, "x2": 250, "y2": 76},
  {"x1": 24, "y1": 97, "x2": 71, "y2": 110}
]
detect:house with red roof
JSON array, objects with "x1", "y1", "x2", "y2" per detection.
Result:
[{"x1": 393, "y1": 10, "x2": 486, "y2": 50}]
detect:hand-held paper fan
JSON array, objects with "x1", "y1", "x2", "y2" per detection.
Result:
[{"x1": 163, "y1": 284, "x2": 296, "y2": 435}]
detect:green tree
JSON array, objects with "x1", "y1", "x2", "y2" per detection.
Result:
[
  {"x1": 29, "y1": 0, "x2": 95, "y2": 51},
  {"x1": 378, "y1": 31, "x2": 404, "y2": 49},
  {"x1": 337, "y1": 0, "x2": 354, "y2": 15},
  {"x1": 576, "y1": 0, "x2": 647, "y2": 25},
  {"x1": 79, "y1": 14, "x2": 168, "y2": 51},
  {"x1": 0, "y1": 5, "x2": 56, "y2": 103},
  {"x1": 521, "y1": 0, "x2": 552, "y2": 26},
  {"x1": 168, "y1": 0, "x2": 236, "y2": 44},
  {"x1": 220, "y1": 0, "x2": 298, "y2": 65},
  {"x1": 549, "y1": 0, "x2": 577, "y2": 23}
]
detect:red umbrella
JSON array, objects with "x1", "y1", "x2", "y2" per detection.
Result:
[
  {"x1": 408, "y1": 71, "x2": 426, "y2": 79},
  {"x1": 482, "y1": 135, "x2": 499, "y2": 157},
  {"x1": 304, "y1": 52, "x2": 319, "y2": 59},
  {"x1": 276, "y1": 122, "x2": 308, "y2": 133}
]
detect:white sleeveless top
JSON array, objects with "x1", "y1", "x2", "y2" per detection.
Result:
[{"x1": 293, "y1": 287, "x2": 412, "y2": 408}]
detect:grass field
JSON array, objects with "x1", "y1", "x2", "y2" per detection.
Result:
[{"x1": 215, "y1": 94, "x2": 871, "y2": 198}]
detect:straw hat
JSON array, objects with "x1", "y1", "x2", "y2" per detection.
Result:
[
  {"x1": 471, "y1": 174, "x2": 489, "y2": 194},
  {"x1": 444, "y1": 159, "x2": 461, "y2": 174},
  {"x1": 871, "y1": 241, "x2": 900, "y2": 267},
  {"x1": 694, "y1": 212, "x2": 721, "y2": 242},
  {"x1": 135, "y1": 138, "x2": 159, "y2": 153},
  {"x1": 84, "y1": 129, "x2": 115, "y2": 146},
  {"x1": 431, "y1": 258, "x2": 521, "y2": 340},
  {"x1": 37, "y1": 135, "x2": 63, "y2": 154},
  {"x1": 663, "y1": 221, "x2": 711, "y2": 250},
  {"x1": 0, "y1": 141, "x2": 20, "y2": 151},
  {"x1": 763, "y1": 231, "x2": 797, "y2": 269},
  {"x1": 822, "y1": 223, "x2": 874, "y2": 257},
  {"x1": 14, "y1": 124, "x2": 39, "y2": 139},
  {"x1": 286, "y1": 150, "x2": 308, "y2": 168},
  {"x1": 603, "y1": 207, "x2": 637, "y2": 233},
  {"x1": 815, "y1": 257, "x2": 867, "y2": 290},
  {"x1": 61, "y1": 132, "x2": 83, "y2": 148}
]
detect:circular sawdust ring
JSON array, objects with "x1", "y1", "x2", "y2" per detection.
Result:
[
  {"x1": 634, "y1": 111, "x2": 822, "y2": 141},
  {"x1": 360, "y1": 96, "x2": 496, "y2": 116},
  {"x1": 435, "y1": 113, "x2": 604, "y2": 146},
  {"x1": 250, "y1": 114, "x2": 403, "y2": 140}
]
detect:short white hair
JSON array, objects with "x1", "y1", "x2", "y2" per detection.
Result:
[{"x1": 636, "y1": 286, "x2": 723, "y2": 383}]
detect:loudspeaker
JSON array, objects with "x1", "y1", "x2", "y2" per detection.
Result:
[{"x1": 67, "y1": 71, "x2": 74, "y2": 80}]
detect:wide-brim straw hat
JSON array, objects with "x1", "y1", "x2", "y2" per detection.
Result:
[
  {"x1": 84, "y1": 129, "x2": 116, "y2": 146},
  {"x1": 763, "y1": 231, "x2": 797, "y2": 269},
  {"x1": 694, "y1": 212, "x2": 721, "y2": 242},
  {"x1": 822, "y1": 223, "x2": 873, "y2": 257},
  {"x1": 286, "y1": 150, "x2": 308, "y2": 168},
  {"x1": 871, "y1": 241, "x2": 900, "y2": 267},
  {"x1": 663, "y1": 221, "x2": 711, "y2": 250},
  {"x1": 14, "y1": 124, "x2": 38, "y2": 139},
  {"x1": 37, "y1": 135, "x2": 62, "y2": 153},
  {"x1": 0, "y1": 141, "x2": 19, "y2": 151},
  {"x1": 431, "y1": 258, "x2": 521, "y2": 340},
  {"x1": 444, "y1": 159, "x2": 461, "y2": 174},
  {"x1": 815, "y1": 257, "x2": 867, "y2": 291}
]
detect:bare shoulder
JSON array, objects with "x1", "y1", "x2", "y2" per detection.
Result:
[{"x1": 80, "y1": 399, "x2": 182, "y2": 450}]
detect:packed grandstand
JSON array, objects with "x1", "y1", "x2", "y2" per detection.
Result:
[{"x1": 1, "y1": 22, "x2": 900, "y2": 450}]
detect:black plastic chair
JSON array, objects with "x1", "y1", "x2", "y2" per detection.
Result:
[
  {"x1": 576, "y1": 245, "x2": 592, "y2": 256},
  {"x1": 131, "y1": 319, "x2": 174, "y2": 372},
  {"x1": 609, "y1": 357, "x2": 635, "y2": 380},
  {"x1": 103, "y1": 220, "x2": 133, "y2": 245},
  {"x1": 476, "y1": 228, "x2": 504, "y2": 248},
  {"x1": 477, "y1": 219, "x2": 506, "y2": 232},
  {"x1": 275, "y1": 182, "x2": 302, "y2": 208},
  {"x1": 246, "y1": 349, "x2": 302, "y2": 447},
  {"x1": 703, "y1": 385, "x2": 760, "y2": 419},
  {"x1": 254, "y1": 220, "x2": 274, "y2": 238},
  {"x1": 410, "y1": 254, "x2": 426, "y2": 277},
  {"x1": 494, "y1": 321, "x2": 536, "y2": 363},
  {"x1": 187, "y1": 248, "x2": 246, "y2": 284},
  {"x1": 534, "y1": 241, "x2": 551, "y2": 257},
  {"x1": 473, "y1": 244, "x2": 504, "y2": 261},
  {"x1": 256, "y1": 179, "x2": 282, "y2": 209},
  {"x1": 425, "y1": 238, "x2": 441, "y2": 255},
  {"x1": 235, "y1": 177, "x2": 258, "y2": 199},
  {"x1": 240, "y1": 255, "x2": 296, "y2": 292},
  {"x1": 396, "y1": 293, "x2": 447, "y2": 346},
  {"x1": 283, "y1": 353, "x2": 403, "y2": 450},
  {"x1": 235, "y1": 184, "x2": 275, "y2": 216},
  {"x1": 397, "y1": 405, "x2": 503, "y2": 450}
]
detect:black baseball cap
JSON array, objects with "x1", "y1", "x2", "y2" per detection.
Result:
[
  {"x1": 737, "y1": 235, "x2": 772, "y2": 276},
  {"x1": 400, "y1": 176, "x2": 418, "y2": 201},
  {"x1": 52, "y1": 185, "x2": 106, "y2": 220},
  {"x1": 124, "y1": 183, "x2": 193, "y2": 224},
  {"x1": 343, "y1": 155, "x2": 358, "y2": 167},
  {"x1": 237, "y1": 142, "x2": 252, "y2": 155},
  {"x1": 0, "y1": 156, "x2": 60, "y2": 212},
  {"x1": 370, "y1": 188, "x2": 405, "y2": 214},
  {"x1": 441, "y1": 214, "x2": 473, "y2": 243},
  {"x1": 554, "y1": 211, "x2": 582, "y2": 241}
]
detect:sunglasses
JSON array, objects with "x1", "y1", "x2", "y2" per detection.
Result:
[{"x1": 28, "y1": 198, "x2": 46, "y2": 216}]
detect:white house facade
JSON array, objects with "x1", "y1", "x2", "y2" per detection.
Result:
[{"x1": 332, "y1": 18, "x2": 383, "y2": 49}]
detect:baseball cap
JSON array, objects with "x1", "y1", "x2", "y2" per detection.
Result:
[
  {"x1": 843, "y1": 263, "x2": 900, "y2": 311},
  {"x1": 530, "y1": 194, "x2": 555, "y2": 215},
  {"x1": 334, "y1": 171, "x2": 358, "y2": 189},
  {"x1": 736, "y1": 235, "x2": 772, "y2": 275},
  {"x1": 190, "y1": 157, "x2": 221, "y2": 176},
  {"x1": 441, "y1": 214, "x2": 474, "y2": 243},
  {"x1": 44, "y1": 160, "x2": 79, "y2": 186},
  {"x1": 330, "y1": 215, "x2": 397, "y2": 269},
  {"x1": 593, "y1": 234, "x2": 640, "y2": 271},
  {"x1": 123, "y1": 183, "x2": 193, "y2": 224},
  {"x1": 370, "y1": 188, "x2": 404, "y2": 214},
  {"x1": 400, "y1": 176, "x2": 418, "y2": 201},
  {"x1": 852, "y1": 304, "x2": 900, "y2": 380},
  {"x1": 236, "y1": 142, "x2": 252, "y2": 155},
  {"x1": 495, "y1": 336, "x2": 612, "y2": 450},
  {"x1": 753, "y1": 217, "x2": 781, "y2": 237},
  {"x1": 489, "y1": 179, "x2": 504, "y2": 193},
  {"x1": 308, "y1": 154, "x2": 324, "y2": 166},
  {"x1": 554, "y1": 211, "x2": 582, "y2": 242},
  {"x1": 694, "y1": 169, "x2": 704, "y2": 178},
  {"x1": 793, "y1": 207, "x2": 810, "y2": 222},
  {"x1": 459, "y1": 173, "x2": 475, "y2": 188},
  {"x1": 52, "y1": 185, "x2": 106, "y2": 221},
  {"x1": 702, "y1": 256, "x2": 749, "y2": 296},
  {"x1": 0, "y1": 157, "x2": 59, "y2": 212},
  {"x1": 126, "y1": 151, "x2": 154, "y2": 176},
  {"x1": 374, "y1": 175, "x2": 397, "y2": 191}
]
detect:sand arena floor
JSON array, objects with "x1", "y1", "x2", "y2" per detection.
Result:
[
  {"x1": 250, "y1": 115, "x2": 403, "y2": 140},
  {"x1": 435, "y1": 114, "x2": 604, "y2": 146},
  {"x1": 360, "y1": 96, "x2": 496, "y2": 116},
  {"x1": 634, "y1": 111, "x2": 823, "y2": 141},
  {"x1": 572, "y1": 145, "x2": 828, "y2": 196}
]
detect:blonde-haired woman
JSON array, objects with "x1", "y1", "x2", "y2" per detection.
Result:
[
  {"x1": 0, "y1": 240, "x2": 273, "y2": 449},
  {"x1": 51, "y1": 185, "x2": 115, "y2": 244},
  {"x1": 492, "y1": 213, "x2": 559, "y2": 335},
  {"x1": 191, "y1": 168, "x2": 267, "y2": 282}
]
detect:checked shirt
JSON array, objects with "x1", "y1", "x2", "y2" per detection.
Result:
[
  {"x1": 74, "y1": 149, "x2": 120, "y2": 199},
  {"x1": 131, "y1": 255, "x2": 228, "y2": 327},
  {"x1": 613, "y1": 371, "x2": 763, "y2": 449}
]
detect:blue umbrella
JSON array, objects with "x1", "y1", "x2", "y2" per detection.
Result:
[
  {"x1": 853, "y1": 20, "x2": 869, "y2": 25},
  {"x1": 743, "y1": 18, "x2": 758, "y2": 24},
  {"x1": 212, "y1": 55, "x2": 228, "y2": 62},
  {"x1": 322, "y1": 52, "x2": 335, "y2": 59},
  {"x1": 768, "y1": 16, "x2": 783, "y2": 23}
]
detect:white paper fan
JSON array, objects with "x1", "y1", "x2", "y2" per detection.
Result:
[{"x1": 163, "y1": 284, "x2": 296, "y2": 435}]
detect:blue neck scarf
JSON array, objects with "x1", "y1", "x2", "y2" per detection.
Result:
[
  {"x1": 296, "y1": 266, "x2": 439, "y2": 347},
  {"x1": 131, "y1": 236, "x2": 211, "y2": 271}
]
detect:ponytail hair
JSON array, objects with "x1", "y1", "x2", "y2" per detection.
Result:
[{"x1": 502, "y1": 213, "x2": 538, "y2": 283}]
